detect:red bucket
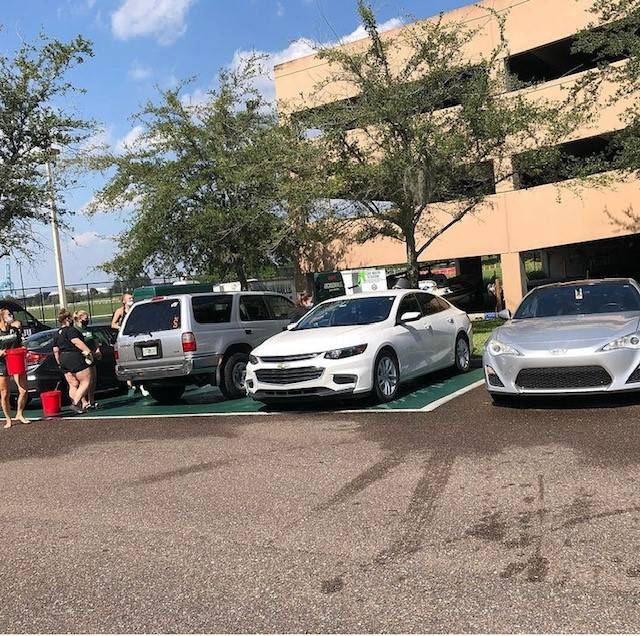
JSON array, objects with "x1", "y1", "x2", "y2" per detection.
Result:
[
  {"x1": 6, "y1": 347, "x2": 26, "y2": 375},
  {"x1": 41, "y1": 390, "x2": 62, "y2": 418}
]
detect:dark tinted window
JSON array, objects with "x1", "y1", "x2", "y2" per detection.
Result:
[
  {"x1": 239, "y1": 296, "x2": 270, "y2": 321},
  {"x1": 296, "y1": 296, "x2": 395, "y2": 330},
  {"x1": 396, "y1": 294, "x2": 421, "y2": 321},
  {"x1": 192, "y1": 295, "x2": 232, "y2": 324},
  {"x1": 123, "y1": 299, "x2": 182, "y2": 335},
  {"x1": 25, "y1": 330, "x2": 57, "y2": 351},
  {"x1": 417, "y1": 293, "x2": 447, "y2": 315},
  {"x1": 514, "y1": 283, "x2": 640, "y2": 319},
  {"x1": 265, "y1": 295, "x2": 294, "y2": 319}
]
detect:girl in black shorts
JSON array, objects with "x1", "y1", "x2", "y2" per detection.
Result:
[
  {"x1": 53, "y1": 309, "x2": 94, "y2": 414},
  {"x1": 0, "y1": 307, "x2": 30, "y2": 428}
]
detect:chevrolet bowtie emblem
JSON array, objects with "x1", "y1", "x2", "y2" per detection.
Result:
[{"x1": 277, "y1": 363, "x2": 288, "y2": 369}]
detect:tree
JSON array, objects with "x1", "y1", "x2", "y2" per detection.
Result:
[
  {"x1": 89, "y1": 58, "x2": 342, "y2": 289},
  {"x1": 572, "y1": 0, "x2": 640, "y2": 174},
  {"x1": 298, "y1": 1, "x2": 572, "y2": 284},
  {"x1": 0, "y1": 31, "x2": 93, "y2": 257}
]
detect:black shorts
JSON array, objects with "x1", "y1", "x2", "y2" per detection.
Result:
[
  {"x1": 0, "y1": 358, "x2": 7, "y2": 377},
  {"x1": 59, "y1": 351, "x2": 91, "y2": 374}
]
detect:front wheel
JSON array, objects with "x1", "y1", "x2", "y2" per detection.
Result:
[
  {"x1": 220, "y1": 352, "x2": 249, "y2": 400},
  {"x1": 372, "y1": 350, "x2": 399, "y2": 403},
  {"x1": 454, "y1": 335, "x2": 471, "y2": 373},
  {"x1": 146, "y1": 384, "x2": 185, "y2": 404}
]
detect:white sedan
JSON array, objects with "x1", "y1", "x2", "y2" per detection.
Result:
[{"x1": 245, "y1": 289, "x2": 473, "y2": 404}]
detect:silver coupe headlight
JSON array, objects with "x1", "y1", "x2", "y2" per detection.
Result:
[
  {"x1": 602, "y1": 333, "x2": 640, "y2": 351},
  {"x1": 486, "y1": 339, "x2": 521, "y2": 356}
]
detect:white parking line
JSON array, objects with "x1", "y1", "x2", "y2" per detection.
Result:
[{"x1": 420, "y1": 379, "x2": 485, "y2": 411}]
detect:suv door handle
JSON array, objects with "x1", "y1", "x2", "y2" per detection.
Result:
[{"x1": 245, "y1": 329, "x2": 253, "y2": 335}]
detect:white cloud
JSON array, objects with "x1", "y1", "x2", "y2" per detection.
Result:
[
  {"x1": 72, "y1": 231, "x2": 112, "y2": 248},
  {"x1": 111, "y1": 0, "x2": 196, "y2": 45},
  {"x1": 115, "y1": 125, "x2": 146, "y2": 153},
  {"x1": 128, "y1": 61, "x2": 152, "y2": 81},
  {"x1": 227, "y1": 17, "x2": 403, "y2": 104},
  {"x1": 276, "y1": 1, "x2": 284, "y2": 17},
  {"x1": 81, "y1": 126, "x2": 114, "y2": 156}
]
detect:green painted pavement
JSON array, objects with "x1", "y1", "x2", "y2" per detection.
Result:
[{"x1": 24, "y1": 367, "x2": 484, "y2": 418}]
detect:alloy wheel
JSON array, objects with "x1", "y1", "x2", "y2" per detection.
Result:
[
  {"x1": 377, "y1": 356, "x2": 398, "y2": 398},
  {"x1": 457, "y1": 338, "x2": 470, "y2": 371},
  {"x1": 232, "y1": 361, "x2": 247, "y2": 391}
]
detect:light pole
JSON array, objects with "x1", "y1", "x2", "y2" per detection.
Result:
[{"x1": 46, "y1": 152, "x2": 67, "y2": 309}]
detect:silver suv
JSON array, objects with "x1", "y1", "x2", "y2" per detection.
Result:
[{"x1": 115, "y1": 291, "x2": 295, "y2": 403}]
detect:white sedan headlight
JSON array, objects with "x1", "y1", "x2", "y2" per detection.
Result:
[
  {"x1": 324, "y1": 344, "x2": 367, "y2": 359},
  {"x1": 602, "y1": 333, "x2": 640, "y2": 351},
  {"x1": 485, "y1": 339, "x2": 521, "y2": 356}
]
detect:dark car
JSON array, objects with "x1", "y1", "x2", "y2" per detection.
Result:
[
  {"x1": 10, "y1": 326, "x2": 127, "y2": 405},
  {"x1": 0, "y1": 300, "x2": 51, "y2": 336}
]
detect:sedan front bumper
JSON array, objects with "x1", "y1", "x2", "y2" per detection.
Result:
[
  {"x1": 483, "y1": 346, "x2": 640, "y2": 395},
  {"x1": 246, "y1": 354, "x2": 374, "y2": 403}
]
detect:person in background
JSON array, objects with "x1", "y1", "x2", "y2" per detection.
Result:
[
  {"x1": 109, "y1": 292, "x2": 149, "y2": 397},
  {"x1": 111, "y1": 293, "x2": 133, "y2": 330},
  {"x1": 0, "y1": 307, "x2": 30, "y2": 428},
  {"x1": 74, "y1": 310, "x2": 101, "y2": 409},
  {"x1": 53, "y1": 309, "x2": 93, "y2": 415},
  {"x1": 288, "y1": 291, "x2": 313, "y2": 324}
]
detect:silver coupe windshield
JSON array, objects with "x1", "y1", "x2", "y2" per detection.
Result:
[
  {"x1": 514, "y1": 282, "x2": 640, "y2": 319},
  {"x1": 295, "y1": 296, "x2": 395, "y2": 329}
]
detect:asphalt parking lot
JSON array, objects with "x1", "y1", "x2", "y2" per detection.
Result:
[
  {"x1": 2, "y1": 384, "x2": 640, "y2": 632},
  {"x1": 22, "y1": 367, "x2": 485, "y2": 419}
]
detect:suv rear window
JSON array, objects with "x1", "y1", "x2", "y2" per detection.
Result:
[
  {"x1": 123, "y1": 299, "x2": 182, "y2": 335},
  {"x1": 192, "y1": 295, "x2": 233, "y2": 324},
  {"x1": 265, "y1": 295, "x2": 294, "y2": 319}
]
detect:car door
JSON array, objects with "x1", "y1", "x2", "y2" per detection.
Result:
[
  {"x1": 392, "y1": 293, "x2": 428, "y2": 377},
  {"x1": 238, "y1": 295, "x2": 276, "y2": 348},
  {"x1": 264, "y1": 294, "x2": 296, "y2": 334},
  {"x1": 417, "y1": 293, "x2": 457, "y2": 369}
]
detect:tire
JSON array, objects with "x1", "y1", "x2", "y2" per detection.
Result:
[
  {"x1": 147, "y1": 384, "x2": 185, "y2": 404},
  {"x1": 220, "y1": 352, "x2": 249, "y2": 400},
  {"x1": 372, "y1": 349, "x2": 400, "y2": 403},
  {"x1": 454, "y1": 334, "x2": 471, "y2": 373}
]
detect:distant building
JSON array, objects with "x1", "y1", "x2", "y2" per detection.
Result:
[{"x1": 274, "y1": 0, "x2": 640, "y2": 309}]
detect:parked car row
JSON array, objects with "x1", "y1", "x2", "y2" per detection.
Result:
[
  {"x1": 9, "y1": 277, "x2": 639, "y2": 410},
  {"x1": 113, "y1": 289, "x2": 473, "y2": 405}
]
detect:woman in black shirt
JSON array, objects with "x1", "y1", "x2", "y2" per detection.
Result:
[
  {"x1": 53, "y1": 309, "x2": 94, "y2": 414},
  {"x1": 0, "y1": 306, "x2": 30, "y2": 428}
]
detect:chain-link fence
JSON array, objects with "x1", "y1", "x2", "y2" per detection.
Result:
[{"x1": 1, "y1": 276, "x2": 297, "y2": 327}]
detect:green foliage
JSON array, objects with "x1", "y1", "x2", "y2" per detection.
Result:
[
  {"x1": 0, "y1": 30, "x2": 94, "y2": 257},
  {"x1": 88, "y1": 57, "x2": 342, "y2": 287},
  {"x1": 299, "y1": 1, "x2": 571, "y2": 284},
  {"x1": 573, "y1": 1, "x2": 640, "y2": 173}
]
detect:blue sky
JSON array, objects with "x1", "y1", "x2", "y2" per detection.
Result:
[{"x1": 2, "y1": 0, "x2": 472, "y2": 289}]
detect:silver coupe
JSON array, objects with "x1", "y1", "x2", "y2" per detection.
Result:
[{"x1": 483, "y1": 278, "x2": 640, "y2": 402}]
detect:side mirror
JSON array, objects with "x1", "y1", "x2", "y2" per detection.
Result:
[
  {"x1": 286, "y1": 322, "x2": 298, "y2": 331},
  {"x1": 399, "y1": 311, "x2": 421, "y2": 323},
  {"x1": 498, "y1": 309, "x2": 511, "y2": 321}
]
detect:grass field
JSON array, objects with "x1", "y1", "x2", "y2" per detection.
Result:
[{"x1": 472, "y1": 319, "x2": 501, "y2": 355}]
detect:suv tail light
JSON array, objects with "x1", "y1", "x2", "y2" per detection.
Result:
[
  {"x1": 26, "y1": 350, "x2": 49, "y2": 365},
  {"x1": 182, "y1": 332, "x2": 197, "y2": 352},
  {"x1": 114, "y1": 347, "x2": 119, "y2": 361}
]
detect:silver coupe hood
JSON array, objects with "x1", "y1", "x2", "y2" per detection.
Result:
[{"x1": 497, "y1": 313, "x2": 640, "y2": 348}]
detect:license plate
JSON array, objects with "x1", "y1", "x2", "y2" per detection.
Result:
[{"x1": 142, "y1": 346, "x2": 158, "y2": 357}]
